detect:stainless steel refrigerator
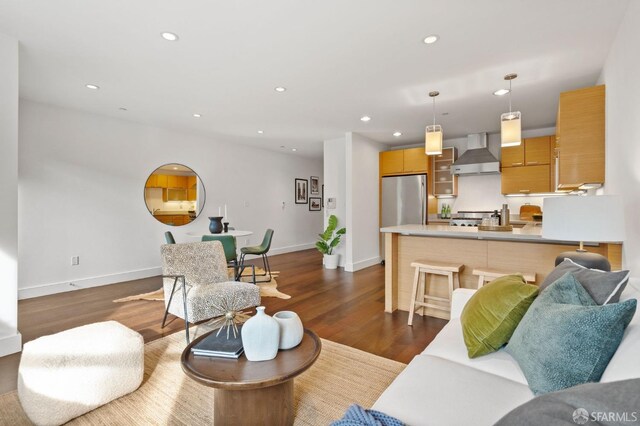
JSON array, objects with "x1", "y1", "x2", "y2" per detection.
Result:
[{"x1": 381, "y1": 174, "x2": 428, "y2": 228}]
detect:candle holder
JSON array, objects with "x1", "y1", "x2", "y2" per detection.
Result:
[
  {"x1": 208, "y1": 217, "x2": 224, "y2": 234},
  {"x1": 223, "y1": 222, "x2": 230, "y2": 233}
]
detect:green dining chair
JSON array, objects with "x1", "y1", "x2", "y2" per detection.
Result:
[
  {"x1": 164, "y1": 231, "x2": 176, "y2": 244},
  {"x1": 239, "y1": 229, "x2": 274, "y2": 283},
  {"x1": 202, "y1": 235, "x2": 255, "y2": 283}
]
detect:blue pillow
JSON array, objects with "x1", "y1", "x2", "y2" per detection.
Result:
[{"x1": 506, "y1": 272, "x2": 636, "y2": 395}]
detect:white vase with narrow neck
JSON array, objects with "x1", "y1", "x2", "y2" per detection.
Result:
[{"x1": 241, "y1": 306, "x2": 280, "y2": 361}]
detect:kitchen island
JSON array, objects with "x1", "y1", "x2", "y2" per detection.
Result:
[{"x1": 381, "y1": 224, "x2": 622, "y2": 319}]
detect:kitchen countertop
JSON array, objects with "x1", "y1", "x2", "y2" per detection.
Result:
[{"x1": 380, "y1": 223, "x2": 590, "y2": 245}]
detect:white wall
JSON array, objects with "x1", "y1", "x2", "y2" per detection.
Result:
[
  {"x1": 345, "y1": 133, "x2": 384, "y2": 271},
  {"x1": 18, "y1": 100, "x2": 323, "y2": 298},
  {"x1": 323, "y1": 137, "x2": 347, "y2": 267},
  {"x1": 436, "y1": 127, "x2": 557, "y2": 215},
  {"x1": 599, "y1": 1, "x2": 640, "y2": 280},
  {"x1": 0, "y1": 33, "x2": 21, "y2": 356}
]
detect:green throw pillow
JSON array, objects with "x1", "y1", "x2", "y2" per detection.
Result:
[
  {"x1": 461, "y1": 274, "x2": 539, "y2": 358},
  {"x1": 506, "y1": 273, "x2": 637, "y2": 395}
]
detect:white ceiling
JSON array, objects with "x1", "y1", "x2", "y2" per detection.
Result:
[{"x1": 0, "y1": 0, "x2": 630, "y2": 158}]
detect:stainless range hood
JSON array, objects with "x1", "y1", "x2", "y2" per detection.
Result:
[{"x1": 451, "y1": 133, "x2": 501, "y2": 176}]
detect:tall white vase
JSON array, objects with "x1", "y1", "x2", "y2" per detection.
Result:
[
  {"x1": 241, "y1": 306, "x2": 280, "y2": 361},
  {"x1": 273, "y1": 311, "x2": 304, "y2": 350}
]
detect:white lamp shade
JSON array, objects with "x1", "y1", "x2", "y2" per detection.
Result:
[
  {"x1": 501, "y1": 111, "x2": 522, "y2": 147},
  {"x1": 542, "y1": 195, "x2": 625, "y2": 242},
  {"x1": 425, "y1": 125, "x2": 443, "y2": 155}
]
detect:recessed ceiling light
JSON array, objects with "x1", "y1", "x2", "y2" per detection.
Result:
[
  {"x1": 291, "y1": 148, "x2": 297, "y2": 152},
  {"x1": 360, "y1": 116, "x2": 371, "y2": 122},
  {"x1": 257, "y1": 130, "x2": 264, "y2": 134},
  {"x1": 85, "y1": 84, "x2": 99, "y2": 90},
  {"x1": 393, "y1": 131, "x2": 402, "y2": 137},
  {"x1": 193, "y1": 113, "x2": 201, "y2": 118},
  {"x1": 494, "y1": 89, "x2": 510, "y2": 96},
  {"x1": 161, "y1": 32, "x2": 179, "y2": 41},
  {"x1": 423, "y1": 34, "x2": 439, "y2": 44},
  {"x1": 172, "y1": 167, "x2": 178, "y2": 170},
  {"x1": 274, "y1": 86, "x2": 287, "y2": 92}
]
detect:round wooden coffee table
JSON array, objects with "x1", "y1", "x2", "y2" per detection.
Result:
[{"x1": 181, "y1": 328, "x2": 321, "y2": 426}]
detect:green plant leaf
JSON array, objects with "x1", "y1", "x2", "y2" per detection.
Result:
[
  {"x1": 328, "y1": 215, "x2": 338, "y2": 230},
  {"x1": 315, "y1": 241, "x2": 329, "y2": 254},
  {"x1": 329, "y1": 237, "x2": 341, "y2": 248},
  {"x1": 336, "y1": 228, "x2": 346, "y2": 235}
]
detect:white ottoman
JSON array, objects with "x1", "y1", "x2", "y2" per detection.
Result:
[{"x1": 18, "y1": 321, "x2": 144, "y2": 426}]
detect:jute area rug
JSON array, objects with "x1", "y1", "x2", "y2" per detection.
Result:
[
  {"x1": 0, "y1": 325, "x2": 405, "y2": 425},
  {"x1": 113, "y1": 268, "x2": 291, "y2": 303}
]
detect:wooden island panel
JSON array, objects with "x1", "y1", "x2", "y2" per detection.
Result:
[{"x1": 385, "y1": 233, "x2": 622, "y2": 320}]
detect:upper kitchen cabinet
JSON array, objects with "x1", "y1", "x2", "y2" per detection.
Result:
[
  {"x1": 403, "y1": 147, "x2": 429, "y2": 173},
  {"x1": 380, "y1": 148, "x2": 429, "y2": 175},
  {"x1": 556, "y1": 85, "x2": 605, "y2": 189},
  {"x1": 501, "y1": 136, "x2": 552, "y2": 168},
  {"x1": 432, "y1": 147, "x2": 458, "y2": 197},
  {"x1": 501, "y1": 165, "x2": 550, "y2": 194},
  {"x1": 501, "y1": 136, "x2": 553, "y2": 194},
  {"x1": 380, "y1": 150, "x2": 404, "y2": 175}
]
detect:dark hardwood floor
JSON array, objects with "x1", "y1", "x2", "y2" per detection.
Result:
[{"x1": 0, "y1": 249, "x2": 446, "y2": 394}]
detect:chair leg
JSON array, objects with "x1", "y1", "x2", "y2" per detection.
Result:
[
  {"x1": 408, "y1": 267, "x2": 420, "y2": 326},
  {"x1": 181, "y1": 277, "x2": 190, "y2": 344},
  {"x1": 161, "y1": 277, "x2": 178, "y2": 328}
]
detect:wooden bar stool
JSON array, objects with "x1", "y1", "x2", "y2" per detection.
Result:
[
  {"x1": 408, "y1": 260, "x2": 464, "y2": 325},
  {"x1": 472, "y1": 268, "x2": 536, "y2": 289}
]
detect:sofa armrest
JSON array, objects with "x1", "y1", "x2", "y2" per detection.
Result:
[{"x1": 450, "y1": 288, "x2": 477, "y2": 320}]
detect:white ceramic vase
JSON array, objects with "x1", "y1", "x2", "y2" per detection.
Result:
[
  {"x1": 241, "y1": 306, "x2": 280, "y2": 361},
  {"x1": 324, "y1": 254, "x2": 339, "y2": 269},
  {"x1": 273, "y1": 311, "x2": 304, "y2": 350}
]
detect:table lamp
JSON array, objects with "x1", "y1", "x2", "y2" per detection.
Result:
[{"x1": 542, "y1": 195, "x2": 625, "y2": 271}]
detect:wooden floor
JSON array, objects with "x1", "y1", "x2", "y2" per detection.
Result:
[{"x1": 0, "y1": 249, "x2": 446, "y2": 394}]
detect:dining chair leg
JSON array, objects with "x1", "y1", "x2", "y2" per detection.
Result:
[{"x1": 161, "y1": 277, "x2": 178, "y2": 328}]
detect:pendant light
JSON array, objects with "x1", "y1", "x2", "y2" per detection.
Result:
[
  {"x1": 425, "y1": 91, "x2": 443, "y2": 155},
  {"x1": 501, "y1": 73, "x2": 522, "y2": 147}
]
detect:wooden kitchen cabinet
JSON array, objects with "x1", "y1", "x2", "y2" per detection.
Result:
[
  {"x1": 524, "y1": 136, "x2": 551, "y2": 166},
  {"x1": 501, "y1": 136, "x2": 551, "y2": 168},
  {"x1": 432, "y1": 147, "x2": 458, "y2": 197},
  {"x1": 156, "y1": 174, "x2": 168, "y2": 188},
  {"x1": 380, "y1": 150, "x2": 404, "y2": 175},
  {"x1": 501, "y1": 165, "x2": 550, "y2": 194},
  {"x1": 145, "y1": 174, "x2": 158, "y2": 188},
  {"x1": 167, "y1": 175, "x2": 188, "y2": 189},
  {"x1": 187, "y1": 176, "x2": 197, "y2": 188},
  {"x1": 187, "y1": 188, "x2": 197, "y2": 201},
  {"x1": 403, "y1": 147, "x2": 429, "y2": 173},
  {"x1": 556, "y1": 85, "x2": 605, "y2": 189}
]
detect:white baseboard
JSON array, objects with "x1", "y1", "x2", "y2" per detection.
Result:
[
  {"x1": 0, "y1": 332, "x2": 22, "y2": 357},
  {"x1": 18, "y1": 243, "x2": 316, "y2": 300},
  {"x1": 345, "y1": 256, "x2": 382, "y2": 272},
  {"x1": 18, "y1": 267, "x2": 162, "y2": 300},
  {"x1": 255, "y1": 242, "x2": 316, "y2": 257}
]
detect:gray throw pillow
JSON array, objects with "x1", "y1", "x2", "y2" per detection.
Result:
[
  {"x1": 506, "y1": 273, "x2": 636, "y2": 395},
  {"x1": 495, "y1": 378, "x2": 640, "y2": 426},
  {"x1": 540, "y1": 258, "x2": 630, "y2": 304}
]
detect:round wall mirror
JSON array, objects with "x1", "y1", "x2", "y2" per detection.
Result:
[{"x1": 144, "y1": 163, "x2": 206, "y2": 226}]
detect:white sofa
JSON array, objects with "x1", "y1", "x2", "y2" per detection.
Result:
[{"x1": 372, "y1": 280, "x2": 640, "y2": 426}]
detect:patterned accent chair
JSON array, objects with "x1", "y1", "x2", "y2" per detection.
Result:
[{"x1": 160, "y1": 241, "x2": 260, "y2": 342}]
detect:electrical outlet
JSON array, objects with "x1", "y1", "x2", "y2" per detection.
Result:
[
  {"x1": 244, "y1": 201, "x2": 250, "y2": 208},
  {"x1": 71, "y1": 256, "x2": 80, "y2": 266}
]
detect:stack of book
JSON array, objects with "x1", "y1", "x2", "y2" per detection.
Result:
[{"x1": 191, "y1": 326, "x2": 244, "y2": 359}]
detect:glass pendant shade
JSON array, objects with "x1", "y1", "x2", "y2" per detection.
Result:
[
  {"x1": 425, "y1": 125, "x2": 443, "y2": 155},
  {"x1": 501, "y1": 111, "x2": 522, "y2": 147}
]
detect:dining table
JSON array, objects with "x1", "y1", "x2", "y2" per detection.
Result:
[{"x1": 185, "y1": 230, "x2": 253, "y2": 239}]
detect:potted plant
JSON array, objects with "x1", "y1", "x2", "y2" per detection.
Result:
[{"x1": 316, "y1": 215, "x2": 346, "y2": 269}]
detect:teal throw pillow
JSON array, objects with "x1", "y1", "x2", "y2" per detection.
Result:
[{"x1": 506, "y1": 272, "x2": 636, "y2": 395}]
